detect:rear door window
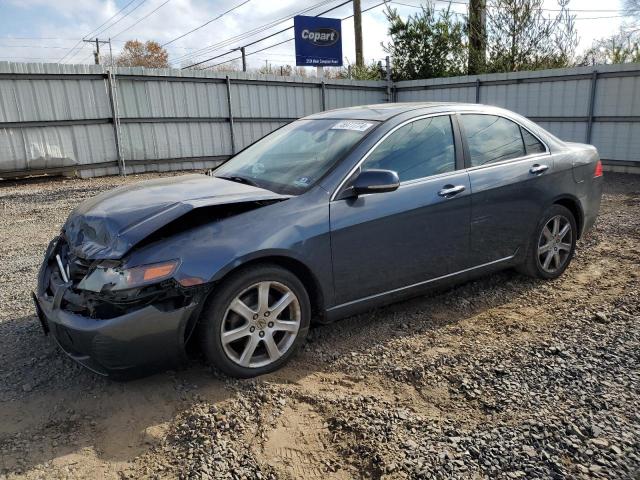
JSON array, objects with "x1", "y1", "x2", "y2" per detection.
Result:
[
  {"x1": 521, "y1": 127, "x2": 546, "y2": 155},
  {"x1": 461, "y1": 114, "x2": 525, "y2": 167}
]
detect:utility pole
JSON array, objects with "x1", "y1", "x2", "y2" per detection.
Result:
[
  {"x1": 233, "y1": 46, "x2": 247, "y2": 71},
  {"x1": 83, "y1": 38, "x2": 111, "y2": 66},
  {"x1": 468, "y1": 0, "x2": 486, "y2": 75},
  {"x1": 385, "y1": 55, "x2": 392, "y2": 102},
  {"x1": 353, "y1": 0, "x2": 364, "y2": 68}
]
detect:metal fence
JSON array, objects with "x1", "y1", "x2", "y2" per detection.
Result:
[
  {"x1": 1, "y1": 61, "x2": 639, "y2": 179},
  {"x1": 394, "y1": 63, "x2": 640, "y2": 172},
  {"x1": 0, "y1": 62, "x2": 387, "y2": 178}
]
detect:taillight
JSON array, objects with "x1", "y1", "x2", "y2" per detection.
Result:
[{"x1": 594, "y1": 159, "x2": 603, "y2": 178}]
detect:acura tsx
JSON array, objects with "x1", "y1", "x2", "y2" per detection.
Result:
[{"x1": 33, "y1": 102, "x2": 603, "y2": 378}]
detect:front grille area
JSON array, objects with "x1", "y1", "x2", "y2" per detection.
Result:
[
  {"x1": 51, "y1": 236, "x2": 95, "y2": 288},
  {"x1": 68, "y1": 255, "x2": 92, "y2": 284}
]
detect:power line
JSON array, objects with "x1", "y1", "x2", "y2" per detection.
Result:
[
  {"x1": 207, "y1": 0, "x2": 389, "y2": 69},
  {"x1": 173, "y1": 0, "x2": 337, "y2": 63},
  {"x1": 181, "y1": 0, "x2": 354, "y2": 68},
  {"x1": 391, "y1": 0, "x2": 623, "y2": 13},
  {"x1": 0, "y1": 44, "x2": 80, "y2": 49},
  {"x1": 0, "y1": 56, "x2": 63, "y2": 60},
  {"x1": 91, "y1": 0, "x2": 148, "y2": 38},
  {"x1": 162, "y1": 0, "x2": 252, "y2": 47},
  {"x1": 87, "y1": 0, "x2": 141, "y2": 37},
  {"x1": 111, "y1": 0, "x2": 173, "y2": 39},
  {"x1": 58, "y1": 0, "x2": 140, "y2": 62},
  {"x1": 0, "y1": 36, "x2": 81, "y2": 40},
  {"x1": 66, "y1": 0, "x2": 149, "y2": 63},
  {"x1": 392, "y1": 1, "x2": 465, "y2": 14},
  {"x1": 174, "y1": 0, "x2": 343, "y2": 65}
]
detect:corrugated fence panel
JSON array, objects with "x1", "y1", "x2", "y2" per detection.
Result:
[
  {"x1": 481, "y1": 78, "x2": 591, "y2": 117},
  {"x1": 3, "y1": 62, "x2": 640, "y2": 178},
  {"x1": 0, "y1": 124, "x2": 116, "y2": 172},
  {"x1": 325, "y1": 87, "x2": 387, "y2": 110},
  {"x1": 0, "y1": 78, "x2": 110, "y2": 122},
  {"x1": 397, "y1": 85, "x2": 476, "y2": 103},
  {"x1": 592, "y1": 123, "x2": 640, "y2": 162},
  {"x1": 594, "y1": 74, "x2": 640, "y2": 117},
  {"x1": 536, "y1": 122, "x2": 587, "y2": 144},
  {"x1": 394, "y1": 63, "x2": 640, "y2": 163},
  {"x1": 120, "y1": 122, "x2": 231, "y2": 160},
  {"x1": 117, "y1": 78, "x2": 229, "y2": 118},
  {"x1": 231, "y1": 83, "x2": 320, "y2": 118},
  {"x1": 235, "y1": 121, "x2": 289, "y2": 151}
]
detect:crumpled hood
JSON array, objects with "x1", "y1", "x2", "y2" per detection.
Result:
[{"x1": 64, "y1": 174, "x2": 289, "y2": 259}]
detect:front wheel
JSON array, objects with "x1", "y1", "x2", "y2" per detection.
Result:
[
  {"x1": 519, "y1": 204, "x2": 577, "y2": 279},
  {"x1": 199, "y1": 265, "x2": 310, "y2": 378}
]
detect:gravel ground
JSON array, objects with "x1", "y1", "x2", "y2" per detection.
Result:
[{"x1": 0, "y1": 172, "x2": 638, "y2": 479}]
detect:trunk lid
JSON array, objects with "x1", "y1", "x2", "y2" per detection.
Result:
[{"x1": 565, "y1": 142, "x2": 599, "y2": 184}]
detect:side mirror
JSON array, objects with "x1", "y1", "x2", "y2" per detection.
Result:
[{"x1": 338, "y1": 169, "x2": 400, "y2": 199}]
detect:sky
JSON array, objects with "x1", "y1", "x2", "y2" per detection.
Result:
[{"x1": 0, "y1": 0, "x2": 632, "y2": 71}]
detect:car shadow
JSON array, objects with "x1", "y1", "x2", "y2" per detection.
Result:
[{"x1": 0, "y1": 267, "x2": 541, "y2": 475}]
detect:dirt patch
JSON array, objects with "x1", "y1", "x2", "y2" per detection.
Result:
[{"x1": 257, "y1": 402, "x2": 352, "y2": 479}]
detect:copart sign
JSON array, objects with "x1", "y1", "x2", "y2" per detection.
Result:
[{"x1": 294, "y1": 15, "x2": 343, "y2": 66}]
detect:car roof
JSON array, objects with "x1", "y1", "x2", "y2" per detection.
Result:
[{"x1": 304, "y1": 102, "x2": 485, "y2": 121}]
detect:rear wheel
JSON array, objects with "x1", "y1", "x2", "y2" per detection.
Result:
[
  {"x1": 519, "y1": 204, "x2": 577, "y2": 279},
  {"x1": 199, "y1": 265, "x2": 310, "y2": 378}
]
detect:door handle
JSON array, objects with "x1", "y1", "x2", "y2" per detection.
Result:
[
  {"x1": 529, "y1": 164, "x2": 549, "y2": 175},
  {"x1": 438, "y1": 185, "x2": 466, "y2": 197}
]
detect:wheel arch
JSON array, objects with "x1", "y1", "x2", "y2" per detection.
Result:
[
  {"x1": 551, "y1": 195, "x2": 584, "y2": 239},
  {"x1": 208, "y1": 254, "x2": 327, "y2": 322}
]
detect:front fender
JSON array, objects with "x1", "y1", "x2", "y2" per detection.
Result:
[{"x1": 125, "y1": 188, "x2": 334, "y2": 307}]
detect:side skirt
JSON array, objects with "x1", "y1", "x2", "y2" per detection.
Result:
[{"x1": 323, "y1": 254, "x2": 517, "y2": 323}]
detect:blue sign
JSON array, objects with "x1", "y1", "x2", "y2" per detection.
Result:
[{"x1": 294, "y1": 15, "x2": 343, "y2": 67}]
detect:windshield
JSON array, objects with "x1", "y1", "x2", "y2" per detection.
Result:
[{"x1": 214, "y1": 119, "x2": 377, "y2": 194}]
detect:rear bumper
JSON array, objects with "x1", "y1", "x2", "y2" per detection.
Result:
[{"x1": 581, "y1": 176, "x2": 603, "y2": 237}]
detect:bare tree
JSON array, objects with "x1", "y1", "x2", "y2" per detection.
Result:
[
  {"x1": 115, "y1": 40, "x2": 169, "y2": 68},
  {"x1": 624, "y1": 0, "x2": 640, "y2": 18},
  {"x1": 577, "y1": 28, "x2": 640, "y2": 66}
]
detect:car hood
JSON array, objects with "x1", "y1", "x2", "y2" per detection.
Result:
[{"x1": 64, "y1": 174, "x2": 289, "y2": 260}]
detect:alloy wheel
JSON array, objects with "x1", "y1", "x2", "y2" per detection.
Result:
[
  {"x1": 220, "y1": 281, "x2": 301, "y2": 368},
  {"x1": 537, "y1": 215, "x2": 573, "y2": 274}
]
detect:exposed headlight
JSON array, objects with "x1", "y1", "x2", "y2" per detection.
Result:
[{"x1": 77, "y1": 260, "x2": 180, "y2": 292}]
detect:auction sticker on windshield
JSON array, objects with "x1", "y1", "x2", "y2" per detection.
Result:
[{"x1": 331, "y1": 121, "x2": 374, "y2": 132}]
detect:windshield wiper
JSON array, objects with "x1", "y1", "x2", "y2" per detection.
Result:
[{"x1": 216, "y1": 175, "x2": 261, "y2": 188}]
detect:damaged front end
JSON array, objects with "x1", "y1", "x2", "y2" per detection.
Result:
[
  {"x1": 33, "y1": 174, "x2": 291, "y2": 376},
  {"x1": 34, "y1": 235, "x2": 210, "y2": 376}
]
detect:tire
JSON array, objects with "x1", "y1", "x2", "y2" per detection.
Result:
[
  {"x1": 198, "y1": 264, "x2": 310, "y2": 378},
  {"x1": 518, "y1": 204, "x2": 577, "y2": 279}
]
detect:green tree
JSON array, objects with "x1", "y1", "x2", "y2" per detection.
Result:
[
  {"x1": 330, "y1": 60, "x2": 385, "y2": 80},
  {"x1": 485, "y1": 0, "x2": 577, "y2": 72},
  {"x1": 383, "y1": 2, "x2": 468, "y2": 81}
]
